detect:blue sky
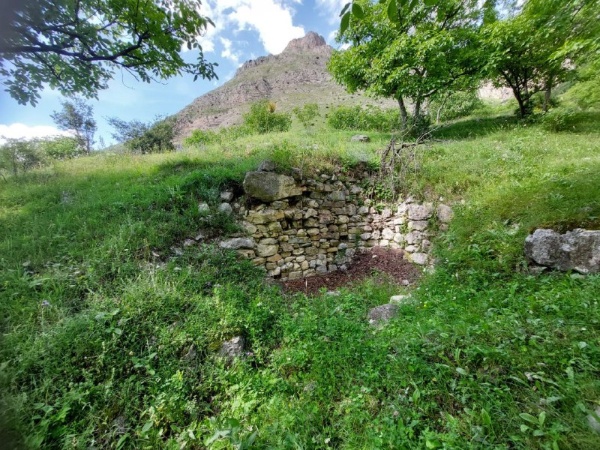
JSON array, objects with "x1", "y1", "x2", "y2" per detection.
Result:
[{"x1": 0, "y1": 0, "x2": 347, "y2": 146}]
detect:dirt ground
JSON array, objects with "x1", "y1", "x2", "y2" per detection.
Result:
[{"x1": 280, "y1": 247, "x2": 422, "y2": 295}]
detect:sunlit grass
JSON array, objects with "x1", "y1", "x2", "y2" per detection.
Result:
[{"x1": 1, "y1": 112, "x2": 600, "y2": 448}]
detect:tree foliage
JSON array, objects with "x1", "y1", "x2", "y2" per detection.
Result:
[
  {"x1": 51, "y1": 99, "x2": 96, "y2": 153},
  {"x1": 327, "y1": 105, "x2": 400, "y2": 132},
  {"x1": 0, "y1": 0, "x2": 217, "y2": 105},
  {"x1": 107, "y1": 116, "x2": 175, "y2": 154},
  {"x1": 243, "y1": 100, "x2": 292, "y2": 134},
  {"x1": 564, "y1": 58, "x2": 600, "y2": 109},
  {"x1": 335, "y1": 0, "x2": 600, "y2": 120},
  {"x1": 0, "y1": 139, "x2": 43, "y2": 177},
  {"x1": 330, "y1": 0, "x2": 482, "y2": 129},
  {"x1": 292, "y1": 103, "x2": 321, "y2": 130},
  {"x1": 38, "y1": 136, "x2": 83, "y2": 160},
  {"x1": 483, "y1": 0, "x2": 600, "y2": 116}
]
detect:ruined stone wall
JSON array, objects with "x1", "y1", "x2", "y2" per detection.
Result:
[{"x1": 219, "y1": 170, "x2": 453, "y2": 281}]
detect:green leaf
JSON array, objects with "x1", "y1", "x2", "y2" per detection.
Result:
[
  {"x1": 481, "y1": 408, "x2": 491, "y2": 427},
  {"x1": 340, "y1": 2, "x2": 351, "y2": 17},
  {"x1": 426, "y1": 439, "x2": 442, "y2": 449},
  {"x1": 565, "y1": 366, "x2": 574, "y2": 380},
  {"x1": 340, "y1": 11, "x2": 351, "y2": 35},
  {"x1": 519, "y1": 413, "x2": 539, "y2": 424},
  {"x1": 424, "y1": 0, "x2": 437, "y2": 6},
  {"x1": 387, "y1": 0, "x2": 399, "y2": 22},
  {"x1": 141, "y1": 420, "x2": 153, "y2": 433},
  {"x1": 352, "y1": 3, "x2": 365, "y2": 19},
  {"x1": 456, "y1": 367, "x2": 468, "y2": 376},
  {"x1": 538, "y1": 411, "x2": 546, "y2": 426}
]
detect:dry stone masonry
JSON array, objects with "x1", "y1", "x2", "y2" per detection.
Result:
[{"x1": 217, "y1": 164, "x2": 453, "y2": 281}]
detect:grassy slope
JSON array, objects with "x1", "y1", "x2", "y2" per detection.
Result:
[{"x1": 1, "y1": 114, "x2": 599, "y2": 449}]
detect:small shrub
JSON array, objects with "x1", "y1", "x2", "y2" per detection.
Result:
[
  {"x1": 243, "y1": 100, "x2": 292, "y2": 134},
  {"x1": 327, "y1": 105, "x2": 400, "y2": 132},
  {"x1": 540, "y1": 108, "x2": 578, "y2": 132},
  {"x1": 184, "y1": 129, "x2": 220, "y2": 146},
  {"x1": 0, "y1": 139, "x2": 43, "y2": 177},
  {"x1": 292, "y1": 103, "x2": 320, "y2": 129},
  {"x1": 38, "y1": 136, "x2": 84, "y2": 160},
  {"x1": 407, "y1": 114, "x2": 432, "y2": 139},
  {"x1": 134, "y1": 119, "x2": 175, "y2": 153},
  {"x1": 430, "y1": 91, "x2": 484, "y2": 123},
  {"x1": 108, "y1": 116, "x2": 175, "y2": 154},
  {"x1": 563, "y1": 59, "x2": 600, "y2": 110},
  {"x1": 218, "y1": 124, "x2": 251, "y2": 141}
]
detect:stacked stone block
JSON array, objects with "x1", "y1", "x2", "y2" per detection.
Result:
[{"x1": 219, "y1": 169, "x2": 453, "y2": 281}]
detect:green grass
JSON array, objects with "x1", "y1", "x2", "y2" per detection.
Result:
[{"x1": 1, "y1": 111, "x2": 600, "y2": 449}]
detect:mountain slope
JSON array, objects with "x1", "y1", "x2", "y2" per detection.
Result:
[{"x1": 173, "y1": 32, "x2": 395, "y2": 142}]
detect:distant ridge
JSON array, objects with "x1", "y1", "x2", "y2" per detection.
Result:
[{"x1": 173, "y1": 32, "x2": 395, "y2": 143}]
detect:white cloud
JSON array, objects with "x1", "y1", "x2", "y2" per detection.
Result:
[
  {"x1": 327, "y1": 29, "x2": 338, "y2": 44},
  {"x1": 205, "y1": 1, "x2": 305, "y2": 55},
  {"x1": 226, "y1": 1, "x2": 305, "y2": 54},
  {"x1": 220, "y1": 37, "x2": 242, "y2": 65},
  {"x1": 200, "y1": 36, "x2": 215, "y2": 53},
  {"x1": 0, "y1": 123, "x2": 72, "y2": 144},
  {"x1": 315, "y1": 0, "x2": 347, "y2": 24}
]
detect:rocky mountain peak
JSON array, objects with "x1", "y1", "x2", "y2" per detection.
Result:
[
  {"x1": 283, "y1": 31, "x2": 327, "y2": 53},
  {"x1": 173, "y1": 30, "x2": 395, "y2": 143}
]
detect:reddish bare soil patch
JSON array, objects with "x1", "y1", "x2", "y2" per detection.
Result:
[{"x1": 281, "y1": 247, "x2": 422, "y2": 295}]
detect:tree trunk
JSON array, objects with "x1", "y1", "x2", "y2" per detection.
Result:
[
  {"x1": 414, "y1": 98, "x2": 422, "y2": 120},
  {"x1": 511, "y1": 87, "x2": 527, "y2": 118},
  {"x1": 397, "y1": 97, "x2": 408, "y2": 131},
  {"x1": 436, "y1": 95, "x2": 449, "y2": 125},
  {"x1": 517, "y1": 96, "x2": 527, "y2": 118},
  {"x1": 543, "y1": 88, "x2": 551, "y2": 112}
]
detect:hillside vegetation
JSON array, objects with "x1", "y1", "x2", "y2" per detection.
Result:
[{"x1": 1, "y1": 106, "x2": 600, "y2": 449}]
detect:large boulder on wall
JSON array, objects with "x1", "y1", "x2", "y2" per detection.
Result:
[
  {"x1": 525, "y1": 228, "x2": 600, "y2": 274},
  {"x1": 243, "y1": 171, "x2": 302, "y2": 202}
]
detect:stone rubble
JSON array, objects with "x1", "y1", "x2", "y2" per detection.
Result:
[
  {"x1": 368, "y1": 304, "x2": 399, "y2": 327},
  {"x1": 219, "y1": 336, "x2": 245, "y2": 360}
]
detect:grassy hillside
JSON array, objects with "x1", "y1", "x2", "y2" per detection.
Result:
[{"x1": 1, "y1": 112, "x2": 600, "y2": 449}]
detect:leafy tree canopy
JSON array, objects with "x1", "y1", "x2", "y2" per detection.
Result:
[
  {"x1": 107, "y1": 116, "x2": 175, "y2": 154},
  {"x1": 334, "y1": 0, "x2": 600, "y2": 119},
  {"x1": 51, "y1": 99, "x2": 96, "y2": 153},
  {"x1": 0, "y1": 0, "x2": 217, "y2": 105},
  {"x1": 483, "y1": 0, "x2": 600, "y2": 116},
  {"x1": 330, "y1": 0, "x2": 482, "y2": 127}
]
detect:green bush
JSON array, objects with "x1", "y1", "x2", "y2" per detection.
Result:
[
  {"x1": 407, "y1": 113, "x2": 433, "y2": 138},
  {"x1": 184, "y1": 129, "x2": 220, "y2": 146},
  {"x1": 243, "y1": 100, "x2": 292, "y2": 134},
  {"x1": 184, "y1": 125, "x2": 252, "y2": 148},
  {"x1": 220, "y1": 124, "x2": 251, "y2": 141},
  {"x1": 38, "y1": 136, "x2": 84, "y2": 160},
  {"x1": 430, "y1": 91, "x2": 484, "y2": 123},
  {"x1": 0, "y1": 139, "x2": 43, "y2": 177},
  {"x1": 132, "y1": 119, "x2": 175, "y2": 154},
  {"x1": 108, "y1": 116, "x2": 175, "y2": 154},
  {"x1": 292, "y1": 103, "x2": 320, "y2": 129},
  {"x1": 327, "y1": 105, "x2": 400, "y2": 132},
  {"x1": 540, "y1": 108, "x2": 578, "y2": 132},
  {"x1": 563, "y1": 59, "x2": 600, "y2": 110}
]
